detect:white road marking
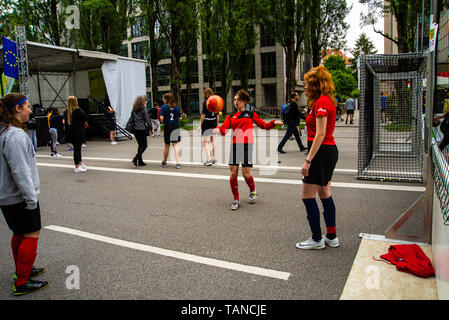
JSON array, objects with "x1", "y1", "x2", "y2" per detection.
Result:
[
  {"x1": 35, "y1": 155, "x2": 358, "y2": 174},
  {"x1": 36, "y1": 162, "x2": 425, "y2": 192},
  {"x1": 44, "y1": 225, "x2": 291, "y2": 281}
]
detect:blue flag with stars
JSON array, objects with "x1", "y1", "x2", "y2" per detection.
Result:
[{"x1": 2, "y1": 36, "x2": 19, "y2": 79}]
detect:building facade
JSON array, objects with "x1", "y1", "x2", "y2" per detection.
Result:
[{"x1": 121, "y1": 19, "x2": 311, "y2": 113}]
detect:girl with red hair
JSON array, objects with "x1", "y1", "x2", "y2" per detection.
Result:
[{"x1": 296, "y1": 66, "x2": 339, "y2": 250}]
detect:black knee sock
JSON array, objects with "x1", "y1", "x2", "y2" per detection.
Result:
[{"x1": 303, "y1": 198, "x2": 322, "y2": 242}]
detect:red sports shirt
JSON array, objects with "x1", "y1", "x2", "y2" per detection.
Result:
[
  {"x1": 218, "y1": 111, "x2": 276, "y2": 144},
  {"x1": 305, "y1": 95, "x2": 336, "y2": 145}
]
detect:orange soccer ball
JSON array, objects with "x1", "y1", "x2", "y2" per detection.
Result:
[{"x1": 206, "y1": 95, "x2": 224, "y2": 113}]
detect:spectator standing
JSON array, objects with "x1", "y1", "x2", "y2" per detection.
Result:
[
  {"x1": 68, "y1": 96, "x2": 89, "y2": 172},
  {"x1": 345, "y1": 95, "x2": 356, "y2": 125},
  {"x1": 26, "y1": 112, "x2": 38, "y2": 151},
  {"x1": 149, "y1": 103, "x2": 161, "y2": 137},
  {"x1": 129, "y1": 95, "x2": 151, "y2": 167},
  {"x1": 106, "y1": 106, "x2": 118, "y2": 145},
  {"x1": 0, "y1": 92, "x2": 49, "y2": 296},
  {"x1": 277, "y1": 92, "x2": 307, "y2": 153}
]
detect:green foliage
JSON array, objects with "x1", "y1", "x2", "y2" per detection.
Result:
[
  {"x1": 307, "y1": 0, "x2": 351, "y2": 67},
  {"x1": 324, "y1": 55, "x2": 357, "y2": 100},
  {"x1": 256, "y1": 0, "x2": 309, "y2": 101},
  {"x1": 349, "y1": 33, "x2": 377, "y2": 83},
  {"x1": 359, "y1": 0, "x2": 429, "y2": 53},
  {"x1": 323, "y1": 55, "x2": 347, "y2": 72}
]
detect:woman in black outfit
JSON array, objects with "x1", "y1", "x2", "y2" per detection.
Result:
[
  {"x1": 129, "y1": 95, "x2": 151, "y2": 167},
  {"x1": 67, "y1": 96, "x2": 89, "y2": 172}
]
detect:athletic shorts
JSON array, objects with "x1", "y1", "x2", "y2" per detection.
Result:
[
  {"x1": 109, "y1": 122, "x2": 116, "y2": 131},
  {"x1": 1, "y1": 202, "x2": 42, "y2": 236},
  {"x1": 201, "y1": 120, "x2": 217, "y2": 136},
  {"x1": 229, "y1": 143, "x2": 253, "y2": 167},
  {"x1": 302, "y1": 141, "x2": 338, "y2": 186},
  {"x1": 346, "y1": 109, "x2": 354, "y2": 115},
  {"x1": 164, "y1": 125, "x2": 181, "y2": 145}
]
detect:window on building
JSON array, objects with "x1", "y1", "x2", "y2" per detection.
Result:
[
  {"x1": 154, "y1": 20, "x2": 161, "y2": 35},
  {"x1": 261, "y1": 52, "x2": 276, "y2": 78},
  {"x1": 156, "y1": 64, "x2": 171, "y2": 87},
  {"x1": 132, "y1": 41, "x2": 148, "y2": 60},
  {"x1": 132, "y1": 16, "x2": 145, "y2": 38},
  {"x1": 156, "y1": 37, "x2": 171, "y2": 59},
  {"x1": 119, "y1": 44, "x2": 129, "y2": 57},
  {"x1": 181, "y1": 60, "x2": 199, "y2": 84},
  {"x1": 260, "y1": 25, "x2": 275, "y2": 47},
  {"x1": 145, "y1": 66, "x2": 151, "y2": 87},
  {"x1": 301, "y1": 55, "x2": 312, "y2": 80},
  {"x1": 233, "y1": 54, "x2": 256, "y2": 80},
  {"x1": 203, "y1": 59, "x2": 222, "y2": 82},
  {"x1": 181, "y1": 89, "x2": 200, "y2": 113}
]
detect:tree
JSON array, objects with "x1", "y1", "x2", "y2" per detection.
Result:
[
  {"x1": 257, "y1": 0, "x2": 309, "y2": 102},
  {"x1": 81, "y1": 0, "x2": 130, "y2": 54},
  {"x1": 180, "y1": 0, "x2": 199, "y2": 116},
  {"x1": 308, "y1": 0, "x2": 351, "y2": 67},
  {"x1": 200, "y1": 0, "x2": 258, "y2": 114},
  {"x1": 156, "y1": 0, "x2": 198, "y2": 108},
  {"x1": 349, "y1": 33, "x2": 377, "y2": 82},
  {"x1": 138, "y1": 0, "x2": 170, "y2": 108},
  {"x1": 360, "y1": 0, "x2": 429, "y2": 53},
  {"x1": 324, "y1": 55, "x2": 357, "y2": 100},
  {"x1": 11, "y1": 0, "x2": 70, "y2": 46}
]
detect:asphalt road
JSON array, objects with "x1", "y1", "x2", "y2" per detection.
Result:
[{"x1": 0, "y1": 121, "x2": 425, "y2": 301}]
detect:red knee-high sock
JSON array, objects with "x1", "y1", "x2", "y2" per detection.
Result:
[
  {"x1": 11, "y1": 235, "x2": 25, "y2": 273},
  {"x1": 15, "y1": 237, "x2": 39, "y2": 286},
  {"x1": 244, "y1": 176, "x2": 256, "y2": 192},
  {"x1": 230, "y1": 177, "x2": 239, "y2": 201}
]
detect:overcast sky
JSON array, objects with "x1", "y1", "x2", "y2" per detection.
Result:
[{"x1": 344, "y1": 0, "x2": 385, "y2": 56}]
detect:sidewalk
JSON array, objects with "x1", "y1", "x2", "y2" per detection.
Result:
[{"x1": 340, "y1": 237, "x2": 437, "y2": 300}]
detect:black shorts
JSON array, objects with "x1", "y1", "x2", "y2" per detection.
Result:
[
  {"x1": 1, "y1": 202, "x2": 41, "y2": 236},
  {"x1": 202, "y1": 120, "x2": 217, "y2": 136},
  {"x1": 229, "y1": 143, "x2": 253, "y2": 167},
  {"x1": 346, "y1": 109, "x2": 354, "y2": 115},
  {"x1": 164, "y1": 125, "x2": 181, "y2": 145},
  {"x1": 302, "y1": 141, "x2": 338, "y2": 186},
  {"x1": 109, "y1": 122, "x2": 116, "y2": 131}
]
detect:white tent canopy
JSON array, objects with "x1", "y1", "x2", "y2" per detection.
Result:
[
  {"x1": 102, "y1": 58, "x2": 146, "y2": 127},
  {"x1": 0, "y1": 41, "x2": 146, "y2": 127}
]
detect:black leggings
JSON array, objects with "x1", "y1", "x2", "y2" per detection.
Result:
[
  {"x1": 73, "y1": 141, "x2": 82, "y2": 165},
  {"x1": 134, "y1": 130, "x2": 148, "y2": 163}
]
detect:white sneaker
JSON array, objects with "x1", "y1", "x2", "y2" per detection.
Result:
[
  {"x1": 52, "y1": 153, "x2": 62, "y2": 157},
  {"x1": 82, "y1": 143, "x2": 87, "y2": 148},
  {"x1": 111, "y1": 141, "x2": 118, "y2": 145},
  {"x1": 230, "y1": 200, "x2": 240, "y2": 210},
  {"x1": 74, "y1": 166, "x2": 87, "y2": 173},
  {"x1": 296, "y1": 237, "x2": 325, "y2": 250},
  {"x1": 249, "y1": 191, "x2": 256, "y2": 204},
  {"x1": 324, "y1": 235, "x2": 340, "y2": 248}
]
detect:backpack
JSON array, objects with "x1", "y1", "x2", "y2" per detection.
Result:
[{"x1": 281, "y1": 103, "x2": 290, "y2": 121}]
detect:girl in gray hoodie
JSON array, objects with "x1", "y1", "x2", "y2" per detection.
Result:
[{"x1": 0, "y1": 92, "x2": 48, "y2": 296}]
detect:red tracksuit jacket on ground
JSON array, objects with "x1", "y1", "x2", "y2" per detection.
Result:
[
  {"x1": 380, "y1": 244, "x2": 435, "y2": 278},
  {"x1": 217, "y1": 111, "x2": 276, "y2": 144}
]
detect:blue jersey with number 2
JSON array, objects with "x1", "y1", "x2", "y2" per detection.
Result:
[{"x1": 161, "y1": 104, "x2": 181, "y2": 125}]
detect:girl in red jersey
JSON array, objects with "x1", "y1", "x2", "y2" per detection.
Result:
[
  {"x1": 296, "y1": 66, "x2": 339, "y2": 250},
  {"x1": 214, "y1": 89, "x2": 283, "y2": 210}
]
